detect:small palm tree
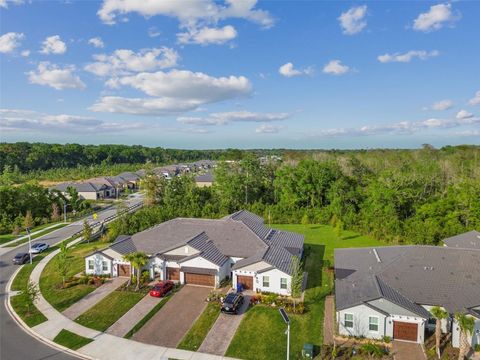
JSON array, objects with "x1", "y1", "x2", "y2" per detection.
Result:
[
  {"x1": 430, "y1": 306, "x2": 448, "y2": 358},
  {"x1": 455, "y1": 312, "x2": 475, "y2": 360},
  {"x1": 123, "y1": 251, "x2": 149, "y2": 291}
]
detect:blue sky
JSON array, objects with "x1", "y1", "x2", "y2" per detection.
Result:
[{"x1": 1, "y1": 0, "x2": 479, "y2": 149}]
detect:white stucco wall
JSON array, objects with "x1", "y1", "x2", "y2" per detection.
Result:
[
  {"x1": 164, "y1": 245, "x2": 200, "y2": 257},
  {"x1": 337, "y1": 304, "x2": 387, "y2": 340},
  {"x1": 78, "y1": 191, "x2": 100, "y2": 201},
  {"x1": 85, "y1": 253, "x2": 112, "y2": 276},
  {"x1": 255, "y1": 268, "x2": 291, "y2": 296}
]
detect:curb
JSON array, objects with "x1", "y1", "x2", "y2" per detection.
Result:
[{"x1": 5, "y1": 256, "x2": 93, "y2": 360}]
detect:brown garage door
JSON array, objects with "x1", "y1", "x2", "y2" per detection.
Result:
[
  {"x1": 118, "y1": 264, "x2": 131, "y2": 277},
  {"x1": 166, "y1": 267, "x2": 180, "y2": 281},
  {"x1": 184, "y1": 273, "x2": 215, "y2": 287},
  {"x1": 237, "y1": 275, "x2": 254, "y2": 290},
  {"x1": 393, "y1": 321, "x2": 418, "y2": 342}
]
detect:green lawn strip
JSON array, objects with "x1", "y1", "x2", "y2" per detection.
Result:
[
  {"x1": 10, "y1": 293, "x2": 48, "y2": 327},
  {"x1": 0, "y1": 233, "x2": 16, "y2": 245},
  {"x1": 0, "y1": 221, "x2": 67, "y2": 245},
  {"x1": 177, "y1": 302, "x2": 221, "y2": 351},
  {"x1": 124, "y1": 291, "x2": 175, "y2": 339},
  {"x1": 5, "y1": 223, "x2": 69, "y2": 247},
  {"x1": 75, "y1": 290, "x2": 145, "y2": 332},
  {"x1": 226, "y1": 224, "x2": 385, "y2": 360},
  {"x1": 40, "y1": 241, "x2": 102, "y2": 311},
  {"x1": 53, "y1": 329, "x2": 93, "y2": 350}
]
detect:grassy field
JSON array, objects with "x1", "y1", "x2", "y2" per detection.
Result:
[
  {"x1": 226, "y1": 224, "x2": 385, "y2": 360},
  {"x1": 53, "y1": 329, "x2": 93, "y2": 350},
  {"x1": 75, "y1": 290, "x2": 145, "y2": 332},
  {"x1": 177, "y1": 302, "x2": 221, "y2": 351},
  {"x1": 39, "y1": 241, "x2": 101, "y2": 311}
]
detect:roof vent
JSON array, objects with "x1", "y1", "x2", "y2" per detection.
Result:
[{"x1": 372, "y1": 249, "x2": 381, "y2": 263}]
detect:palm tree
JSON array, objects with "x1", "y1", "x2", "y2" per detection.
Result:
[
  {"x1": 123, "y1": 251, "x2": 149, "y2": 291},
  {"x1": 455, "y1": 312, "x2": 475, "y2": 360},
  {"x1": 430, "y1": 306, "x2": 448, "y2": 358}
]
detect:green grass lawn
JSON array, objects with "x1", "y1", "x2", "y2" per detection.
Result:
[
  {"x1": 226, "y1": 224, "x2": 386, "y2": 360},
  {"x1": 177, "y1": 302, "x2": 221, "y2": 351},
  {"x1": 39, "y1": 241, "x2": 102, "y2": 311},
  {"x1": 75, "y1": 290, "x2": 145, "y2": 332},
  {"x1": 53, "y1": 329, "x2": 93, "y2": 350},
  {"x1": 5, "y1": 223, "x2": 68, "y2": 247}
]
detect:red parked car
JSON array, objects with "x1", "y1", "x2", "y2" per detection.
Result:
[{"x1": 149, "y1": 281, "x2": 174, "y2": 297}]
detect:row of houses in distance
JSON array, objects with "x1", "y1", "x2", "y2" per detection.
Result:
[{"x1": 50, "y1": 160, "x2": 216, "y2": 200}]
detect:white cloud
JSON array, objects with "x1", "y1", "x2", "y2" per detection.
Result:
[
  {"x1": 97, "y1": 0, "x2": 274, "y2": 28},
  {"x1": 20, "y1": 49, "x2": 30, "y2": 57},
  {"x1": 278, "y1": 62, "x2": 312, "y2": 77},
  {"x1": 84, "y1": 47, "x2": 179, "y2": 77},
  {"x1": 40, "y1": 35, "x2": 67, "y2": 54},
  {"x1": 413, "y1": 3, "x2": 460, "y2": 32},
  {"x1": 469, "y1": 90, "x2": 480, "y2": 106},
  {"x1": 27, "y1": 62, "x2": 86, "y2": 90},
  {"x1": 456, "y1": 110, "x2": 474, "y2": 119},
  {"x1": 88, "y1": 37, "x2": 105, "y2": 48},
  {"x1": 0, "y1": 108, "x2": 146, "y2": 133},
  {"x1": 0, "y1": 0, "x2": 24, "y2": 9},
  {"x1": 255, "y1": 124, "x2": 283, "y2": 134},
  {"x1": 338, "y1": 5, "x2": 367, "y2": 35},
  {"x1": 322, "y1": 60, "x2": 350, "y2": 75},
  {"x1": 148, "y1": 27, "x2": 161, "y2": 38},
  {"x1": 377, "y1": 50, "x2": 439, "y2": 63},
  {"x1": 177, "y1": 25, "x2": 237, "y2": 45},
  {"x1": 431, "y1": 99, "x2": 454, "y2": 111},
  {"x1": 177, "y1": 111, "x2": 290, "y2": 126},
  {"x1": 0, "y1": 32, "x2": 24, "y2": 53}
]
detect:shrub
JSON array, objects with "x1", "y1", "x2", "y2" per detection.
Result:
[
  {"x1": 359, "y1": 343, "x2": 387, "y2": 358},
  {"x1": 141, "y1": 270, "x2": 150, "y2": 284},
  {"x1": 382, "y1": 335, "x2": 391, "y2": 343},
  {"x1": 475, "y1": 344, "x2": 480, "y2": 352}
]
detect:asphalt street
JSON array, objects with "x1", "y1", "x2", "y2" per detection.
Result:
[{"x1": 0, "y1": 194, "x2": 143, "y2": 360}]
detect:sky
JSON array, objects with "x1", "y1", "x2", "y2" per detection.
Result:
[{"x1": 0, "y1": 0, "x2": 479, "y2": 149}]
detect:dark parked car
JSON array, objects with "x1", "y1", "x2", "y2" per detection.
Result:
[
  {"x1": 221, "y1": 292, "x2": 244, "y2": 314},
  {"x1": 30, "y1": 242, "x2": 49, "y2": 254},
  {"x1": 149, "y1": 281, "x2": 174, "y2": 297},
  {"x1": 12, "y1": 252, "x2": 31, "y2": 265}
]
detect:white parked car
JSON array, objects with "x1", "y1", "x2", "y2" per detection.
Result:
[{"x1": 30, "y1": 243, "x2": 49, "y2": 254}]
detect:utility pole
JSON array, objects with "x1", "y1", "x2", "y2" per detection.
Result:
[
  {"x1": 26, "y1": 227, "x2": 32, "y2": 264},
  {"x1": 63, "y1": 200, "x2": 67, "y2": 223}
]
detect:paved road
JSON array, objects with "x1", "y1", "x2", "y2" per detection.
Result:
[{"x1": 0, "y1": 194, "x2": 143, "y2": 360}]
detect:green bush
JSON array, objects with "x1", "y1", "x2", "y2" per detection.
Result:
[
  {"x1": 359, "y1": 343, "x2": 387, "y2": 358},
  {"x1": 474, "y1": 344, "x2": 480, "y2": 352},
  {"x1": 382, "y1": 335, "x2": 391, "y2": 343}
]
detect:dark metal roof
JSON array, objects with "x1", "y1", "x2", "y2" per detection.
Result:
[
  {"x1": 110, "y1": 235, "x2": 136, "y2": 255},
  {"x1": 265, "y1": 230, "x2": 304, "y2": 252},
  {"x1": 51, "y1": 182, "x2": 104, "y2": 193},
  {"x1": 230, "y1": 210, "x2": 271, "y2": 239},
  {"x1": 118, "y1": 172, "x2": 141, "y2": 182},
  {"x1": 443, "y1": 230, "x2": 480, "y2": 250},
  {"x1": 180, "y1": 266, "x2": 218, "y2": 275},
  {"x1": 187, "y1": 232, "x2": 229, "y2": 266}
]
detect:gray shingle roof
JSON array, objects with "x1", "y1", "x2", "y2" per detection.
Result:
[
  {"x1": 195, "y1": 172, "x2": 214, "y2": 183},
  {"x1": 51, "y1": 182, "x2": 103, "y2": 193},
  {"x1": 110, "y1": 235, "x2": 136, "y2": 255},
  {"x1": 118, "y1": 172, "x2": 141, "y2": 182},
  {"x1": 443, "y1": 230, "x2": 480, "y2": 250},
  {"x1": 87, "y1": 177, "x2": 116, "y2": 188},
  {"x1": 186, "y1": 232, "x2": 229, "y2": 266},
  {"x1": 230, "y1": 210, "x2": 271, "y2": 239}
]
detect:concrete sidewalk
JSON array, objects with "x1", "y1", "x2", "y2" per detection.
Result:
[
  {"x1": 63, "y1": 277, "x2": 128, "y2": 320},
  {"x1": 23, "y1": 240, "x2": 238, "y2": 360},
  {"x1": 106, "y1": 294, "x2": 162, "y2": 337},
  {"x1": 323, "y1": 295, "x2": 335, "y2": 345}
]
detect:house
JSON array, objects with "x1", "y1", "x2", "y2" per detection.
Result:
[
  {"x1": 50, "y1": 182, "x2": 106, "y2": 200},
  {"x1": 334, "y1": 240, "x2": 480, "y2": 348},
  {"x1": 152, "y1": 165, "x2": 179, "y2": 179},
  {"x1": 195, "y1": 171, "x2": 214, "y2": 187},
  {"x1": 117, "y1": 172, "x2": 141, "y2": 189},
  {"x1": 85, "y1": 210, "x2": 304, "y2": 295},
  {"x1": 87, "y1": 177, "x2": 118, "y2": 198},
  {"x1": 443, "y1": 230, "x2": 480, "y2": 250}
]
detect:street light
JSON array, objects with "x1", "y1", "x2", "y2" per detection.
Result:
[
  {"x1": 63, "y1": 200, "x2": 67, "y2": 223},
  {"x1": 26, "y1": 227, "x2": 32, "y2": 264},
  {"x1": 279, "y1": 308, "x2": 290, "y2": 360}
]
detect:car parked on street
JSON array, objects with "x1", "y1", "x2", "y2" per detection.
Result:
[
  {"x1": 149, "y1": 281, "x2": 174, "y2": 297},
  {"x1": 30, "y1": 242, "x2": 49, "y2": 254},
  {"x1": 221, "y1": 292, "x2": 244, "y2": 314},
  {"x1": 12, "y1": 252, "x2": 32, "y2": 265}
]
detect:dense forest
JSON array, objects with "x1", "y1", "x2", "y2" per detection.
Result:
[
  {"x1": 106, "y1": 145, "x2": 480, "y2": 246},
  {"x1": 1, "y1": 142, "x2": 479, "y2": 246}
]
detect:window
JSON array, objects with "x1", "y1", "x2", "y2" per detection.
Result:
[
  {"x1": 344, "y1": 313, "x2": 353, "y2": 328},
  {"x1": 262, "y1": 276, "x2": 270, "y2": 287},
  {"x1": 280, "y1": 278, "x2": 288, "y2": 289},
  {"x1": 369, "y1": 316, "x2": 379, "y2": 332},
  {"x1": 88, "y1": 259, "x2": 94, "y2": 270},
  {"x1": 102, "y1": 261, "x2": 108, "y2": 271}
]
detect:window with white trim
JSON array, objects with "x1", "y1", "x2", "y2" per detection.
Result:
[
  {"x1": 102, "y1": 261, "x2": 108, "y2": 271},
  {"x1": 88, "y1": 259, "x2": 94, "y2": 270},
  {"x1": 280, "y1": 277, "x2": 288, "y2": 289},
  {"x1": 344, "y1": 313, "x2": 353, "y2": 328},
  {"x1": 262, "y1": 276, "x2": 270, "y2": 287},
  {"x1": 369, "y1": 316, "x2": 379, "y2": 332}
]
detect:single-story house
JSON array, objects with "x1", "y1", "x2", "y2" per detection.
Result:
[
  {"x1": 443, "y1": 230, "x2": 480, "y2": 250},
  {"x1": 334, "y1": 235, "x2": 480, "y2": 348},
  {"x1": 152, "y1": 166, "x2": 179, "y2": 179},
  {"x1": 87, "y1": 177, "x2": 118, "y2": 198},
  {"x1": 195, "y1": 171, "x2": 214, "y2": 187},
  {"x1": 117, "y1": 172, "x2": 141, "y2": 189},
  {"x1": 85, "y1": 210, "x2": 304, "y2": 295},
  {"x1": 51, "y1": 182, "x2": 106, "y2": 201}
]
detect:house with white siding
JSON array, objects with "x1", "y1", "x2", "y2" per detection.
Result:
[
  {"x1": 85, "y1": 210, "x2": 304, "y2": 294},
  {"x1": 334, "y1": 233, "x2": 480, "y2": 348}
]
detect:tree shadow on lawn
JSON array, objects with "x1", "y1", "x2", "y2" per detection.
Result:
[
  {"x1": 341, "y1": 234, "x2": 360, "y2": 241},
  {"x1": 303, "y1": 243, "x2": 326, "y2": 292}
]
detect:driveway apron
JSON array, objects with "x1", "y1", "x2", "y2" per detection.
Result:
[{"x1": 392, "y1": 341, "x2": 426, "y2": 360}]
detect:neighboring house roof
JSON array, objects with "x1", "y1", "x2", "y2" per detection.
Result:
[
  {"x1": 118, "y1": 172, "x2": 141, "y2": 182},
  {"x1": 195, "y1": 172, "x2": 214, "y2": 183},
  {"x1": 335, "y1": 245, "x2": 480, "y2": 315},
  {"x1": 87, "y1": 177, "x2": 117, "y2": 189},
  {"x1": 186, "y1": 232, "x2": 229, "y2": 266},
  {"x1": 51, "y1": 182, "x2": 104, "y2": 193},
  {"x1": 110, "y1": 175, "x2": 128, "y2": 185},
  {"x1": 135, "y1": 169, "x2": 147, "y2": 177},
  {"x1": 443, "y1": 230, "x2": 480, "y2": 250},
  {"x1": 110, "y1": 235, "x2": 136, "y2": 255}
]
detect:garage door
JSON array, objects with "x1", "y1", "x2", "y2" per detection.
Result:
[
  {"x1": 184, "y1": 273, "x2": 215, "y2": 287},
  {"x1": 237, "y1": 275, "x2": 254, "y2": 290},
  {"x1": 118, "y1": 264, "x2": 131, "y2": 277},
  {"x1": 166, "y1": 267, "x2": 180, "y2": 281},
  {"x1": 393, "y1": 321, "x2": 418, "y2": 342}
]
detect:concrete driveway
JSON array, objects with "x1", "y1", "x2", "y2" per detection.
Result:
[
  {"x1": 392, "y1": 341, "x2": 426, "y2": 360},
  {"x1": 132, "y1": 285, "x2": 211, "y2": 347}
]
